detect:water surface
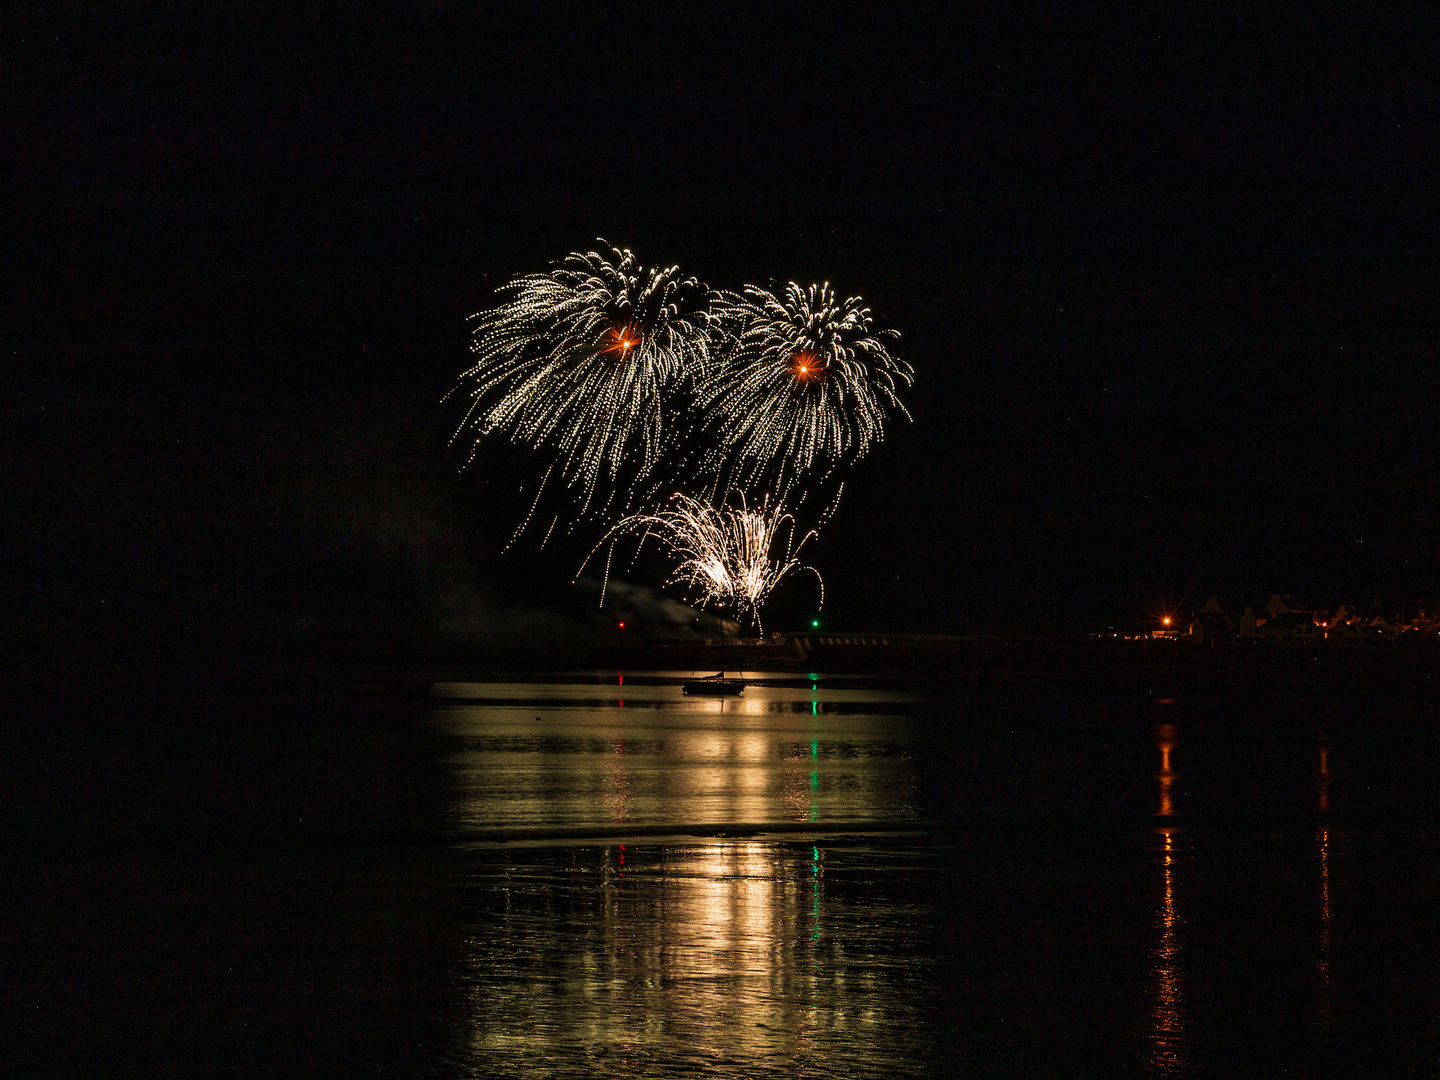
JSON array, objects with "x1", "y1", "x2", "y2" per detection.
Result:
[{"x1": 8, "y1": 675, "x2": 1440, "y2": 1077}]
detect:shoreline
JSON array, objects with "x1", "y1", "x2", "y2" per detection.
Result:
[{"x1": 7, "y1": 635, "x2": 1440, "y2": 705}]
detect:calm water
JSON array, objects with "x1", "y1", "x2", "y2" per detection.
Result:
[{"x1": 8, "y1": 674, "x2": 1440, "y2": 1076}]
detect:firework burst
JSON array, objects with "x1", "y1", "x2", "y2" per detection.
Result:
[
  {"x1": 450, "y1": 243, "x2": 716, "y2": 511},
  {"x1": 581, "y1": 493, "x2": 822, "y2": 636},
  {"x1": 695, "y1": 282, "x2": 913, "y2": 497}
]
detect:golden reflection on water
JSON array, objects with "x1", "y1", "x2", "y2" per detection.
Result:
[
  {"x1": 1150, "y1": 828, "x2": 1186, "y2": 1076},
  {"x1": 1317, "y1": 734, "x2": 1330, "y2": 813},
  {"x1": 1149, "y1": 723, "x2": 1189, "y2": 1077},
  {"x1": 1155, "y1": 723, "x2": 1177, "y2": 818},
  {"x1": 436, "y1": 683, "x2": 926, "y2": 1073},
  {"x1": 435, "y1": 687, "x2": 916, "y2": 833},
  {"x1": 1319, "y1": 737, "x2": 1336, "y2": 1031},
  {"x1": 1316, "y1": 826, "x2": 1334, "y2": 1031},
  {"x1": 459, "y1": 841, "x2": 926, "y2": 1075},
  {"x1": 1314, "y1": 731, "x2": 1335, "y2": 1031},
  {"x1": 604, "y1": 738, "x2": 629, "y2": 823}
]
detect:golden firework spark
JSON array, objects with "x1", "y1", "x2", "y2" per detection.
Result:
[
  {"x1": 448, "y1": 243, "x2": 714, "y2": 511},
  {"x1": 581, "y1": 493, "x2": 822, "y2": 635},
  {"x1": 695, "y1": 282, "x2": 913, "y2": 498}
]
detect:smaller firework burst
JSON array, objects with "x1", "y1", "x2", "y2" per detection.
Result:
[
  {"x1": 696, "y1": 282, "x2": 913, "y2": 498},
  {"x1": 580, "y1": 493, "x2": 822, "y2": 636}
]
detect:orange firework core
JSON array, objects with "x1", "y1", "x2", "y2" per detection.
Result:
[
  {"x1": 602, "y1": 321, "x2": 643, "y2": 359},
  {"x1": 790, "y1": 351, "x2": 822, "y2": 382}
]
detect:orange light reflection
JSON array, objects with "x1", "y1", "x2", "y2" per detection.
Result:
[
  {"x1": 1149, "y1": 724, "x2": 1188, "y2": 1075},
  {"x1": 1316, "y1": 826, "x2": 1334, "y2": 1030},
  {"x1": 1149, "y1": 827, "x2": 1187, "y2": 1075},
  {"x1": 1155, "y1": 724, "x2": 1177, "y2": 818}
]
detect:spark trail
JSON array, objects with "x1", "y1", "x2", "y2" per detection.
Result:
[
  {"x1": 581, "y1": 494, "x2": 822, "y2": 636},
  {"x1": 450, "y1": 244, "x2": 716, "y2": 513},
  {"x1": 696, "y1": 283, "x2": 913, "y2": 498}
]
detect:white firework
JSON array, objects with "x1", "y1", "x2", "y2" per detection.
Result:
[
  {"x1": 696, "y1": 282, "x2": 912, "y2": 497},
  {"x1": 582, "y1": 493, "x2": 822, "y2": 636},
  {"x1": 450, "y1": 243, "x2": 715, "y2": 510}
]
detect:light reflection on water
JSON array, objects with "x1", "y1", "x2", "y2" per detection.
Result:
[
  {"x1": 417, "y1": 680, "x2": 1440, "y2": 1077},
  {"x1": 1150, "y1": 825, "x2": 1187, "y2": 1076},
  {"x1": 21, "y1": 683, "x2": 1440, "y2": 1076},
  {"x1": 456, "y1": 842, "x2": 935, "y2": 1078},
  {"x1": 1149, "y1": 725, "x2": 1188, "y2": 1075},
  {"x1": 431, "y1": 675, "x2": 920, "y2": 836},
  {"x1": 434, "y1": 677, "x2": 935, "y2": 1076}
]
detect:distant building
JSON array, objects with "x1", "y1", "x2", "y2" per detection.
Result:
[
  {"x1": 1131, "y1": 595, "x2": 1440, "y2": 646},
  {"x1": 1265, "y1": 595, "x2": 1294, "y2": 618},
  {"x1": 1237, "y1": 607, "x2": 1259, "y2": 639},
  {"x1": 1193, "y1": 598, "x2": 1235, "y2": 643},
  {"x1": 1367, "y1": 615, "x2": 1398, "y2": 637},
  {"x1": 1326, "y1": 612, "x2": 1367, "y2": 641}
]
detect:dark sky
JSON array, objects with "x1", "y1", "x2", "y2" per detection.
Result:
[{"x1": 6, "y1": 3, "x2": 1440, "y2": 646}]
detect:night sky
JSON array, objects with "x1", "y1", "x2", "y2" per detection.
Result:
[{"x1": 7, "y1": 4, "x2": 1440, "y2": 655}]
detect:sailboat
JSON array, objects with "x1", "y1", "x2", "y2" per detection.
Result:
[{"x1": 682, "y1": 620, "x2": 745, "y2": 696}]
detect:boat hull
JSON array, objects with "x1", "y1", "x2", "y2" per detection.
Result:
[{"x1": 682, "y1": 678, "x2": 745, "y2": 696}]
